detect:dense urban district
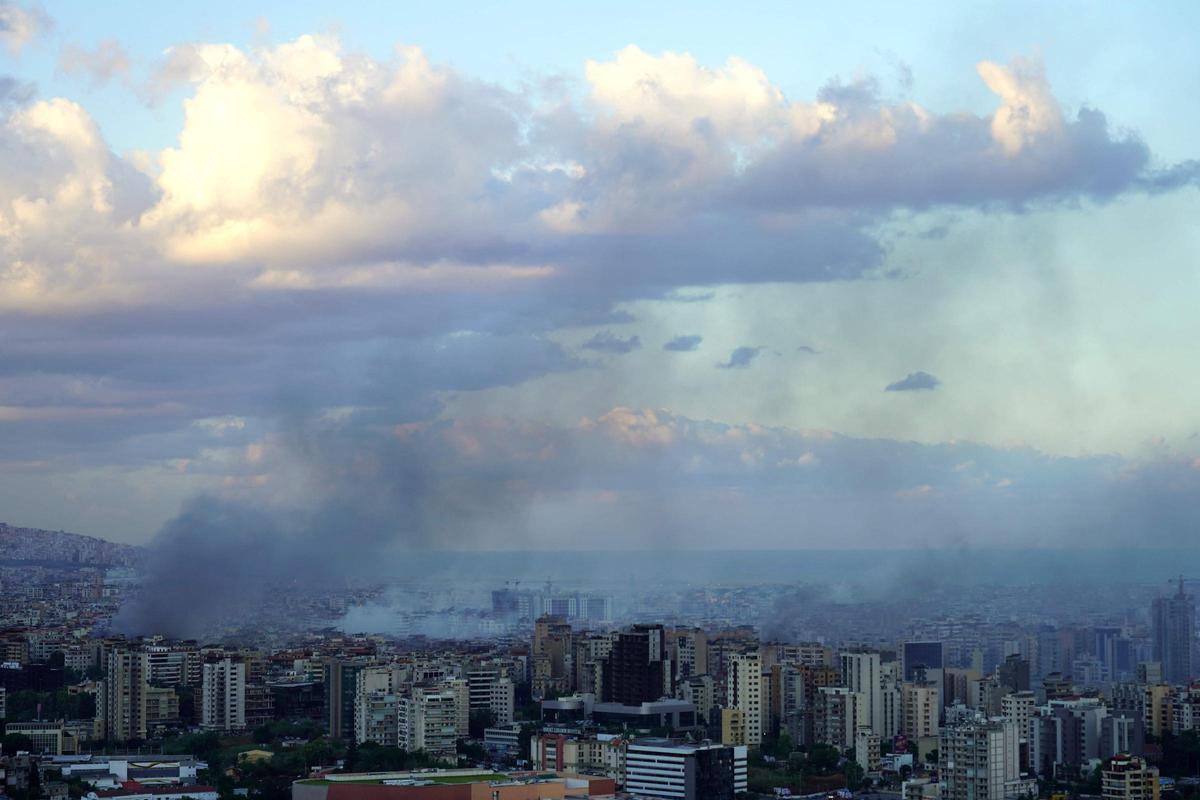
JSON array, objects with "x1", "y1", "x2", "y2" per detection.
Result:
[{"x1": 3, "y1": 526, "x2": 1200, "y2": 800}]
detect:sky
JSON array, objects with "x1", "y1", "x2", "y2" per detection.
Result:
[{"x1": 2, "y1": 1, "x2": 1200, "y2": 550}]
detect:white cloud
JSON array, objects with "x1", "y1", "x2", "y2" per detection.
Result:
[
  {"x1": 977, "y1": 57, "x2": 1063, "y2": 155},
  {"x1": 57, "y1": 39, "x2": 132, "y2": 89},
  {"x1": 0, "y1": 2, "x2": 49, "y2": 57}
]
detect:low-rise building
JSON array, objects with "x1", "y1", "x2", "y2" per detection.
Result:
[{"x1": 624, "y1": 738, "x2": 747, "y2": 800}]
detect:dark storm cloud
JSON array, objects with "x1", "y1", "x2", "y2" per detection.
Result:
[
  {"x1": 664, "y1": 335, "x2": 703, "y2": 352},
  {"x1": 718, "y1": 346, "x2": 763, "y2": 369},
  {"x1": 581, "y1": 330, "x2": 642, "y2": 355},
  {"x1": 885, "y1": 371, "x2": 941, "y2": 391}
]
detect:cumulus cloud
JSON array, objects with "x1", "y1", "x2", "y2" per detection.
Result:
[
  {"x1": 718, "y1": 346, "x2": 763, "y2": 369},
  {"x1": 581, "y1": 330, "x2": 641, "y2": 354},
  {"x1": 885, "y1": 371, "x2": 941, "y2": 391},
  {"x1": 664, "y1": 334, "x2": 703, "y2": 352},
  {"x1": 0, "y1": 37, "x2": 1185, "y2": 319},
  {"x1": 57, "y1": 39, "x2": 131, "y2": 89}
]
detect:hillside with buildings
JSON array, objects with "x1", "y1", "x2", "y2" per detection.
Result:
[{"x1": 0, "y1": 522, "x2": 142, "y2": 567}]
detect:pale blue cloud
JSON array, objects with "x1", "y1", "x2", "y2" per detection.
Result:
[
  {"x1": 664, "y1": 334, "x2": 702, "y2": 352},
  {"x1": 718, "y1": 346, "x2": 763, "y2": 369},
  {"x1": 885, "y1": 371, "x2": 941, "y2": 392}
]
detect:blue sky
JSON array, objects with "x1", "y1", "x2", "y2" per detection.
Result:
[
  {"x1": 20, "y1": 1, "x2": 1200, "y2": 158},
  {"x1": 2, "y1": 1, "x2": 1199, "y2": 547}
]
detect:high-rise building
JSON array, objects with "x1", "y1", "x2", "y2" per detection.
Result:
[
  {"x1": 668, "y1": 628, "x2": 708, "y2": 681},
  {"x1": 904, "y1": 642, "x2": 945, "y2": 685},
  {"x1": 397, "y1": 686, "x2": 459, "y2": 759},
  {"x1": 940, "y1": 719, "x2": 1029, "y2": 800},
  {"x1": 1102, "y1": 754, "x2": 1160, "y2": 800},
  {"x1": 1101, "y1": 715, "x2": 1145, "y2": 760},
  {"x1": 727, "y1": 652, "x2": 764, "y2": 746},
  {"x1": 441, "y1": 677, "x2": 470, "y2": 739},
  {"x1": 603, "y1": 625, "x2": 672, "y2": 706},
  {"x1": 625, "y1": 739, "x2": 747, "y2": 800},
  {"x1": 1136, "y1": 662, "x2": 1163, "y2": 685},
  {"x1": 467, "y1": 667, "x2": 515, "y2": 725},
  {"x1": 354, "y1": 690, "x2": 399, "y2": 747},
  {"x1": 1000, "y1": 690, "x2": 1037, "y2": 770},
  {"x1": 842, "y1": 651, "x2": 884, "y2": 735},
  {"x1": 902, "y1": 682, "x2": 941, "y2": 740},
  {"x1": 574, "y1": 634, "x2": 614, "y2": 696},
  {"x1": 99, "y1": 647, "x2": 150, "y2": 742},
  {"x1": 1152, "y1": 581, "x2": 1195, "y2": 685},
  {"x1": 998, "y1": 655, "x2": 1031, "y2": 693},
  {"x1": 1031, "y1": 698, "x2": 1108, "y2": 777},
  {"x1": 533, "y1": 615, "x2": 573, "y2": 699},
  {"x1": 815, "y1": 686, "x2": 865, "y2": 749},
  {"x1": 201, "y1": 657, "x2": 246, "y2": 732},
  {"x1": 324, "y1": 659, "x2": 366, "y2": 740}
]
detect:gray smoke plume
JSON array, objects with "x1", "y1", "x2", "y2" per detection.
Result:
[{"x1": 111, "y1": 408, "x2": 570, "y2": 638}]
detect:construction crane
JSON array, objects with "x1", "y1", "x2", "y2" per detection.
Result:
[{"x1": 1166, "y1": 576, "x2": 1200, "y2": 595}]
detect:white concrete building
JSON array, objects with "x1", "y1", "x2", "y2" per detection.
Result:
[
  {"x1": 201, "y1": 658, "x2": 246, "y2": 732},
  {"x1": 625, "y1": 739, "x2": 747, "y2": 800}
]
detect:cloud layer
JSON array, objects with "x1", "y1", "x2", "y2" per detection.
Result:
[{"x1": 1, "y1": 31, "x2": 1198, "y2": 553}]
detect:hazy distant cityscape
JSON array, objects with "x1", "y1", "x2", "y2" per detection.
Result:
[{"x1": 1, "y1": 524, "x2": 1199, "y2": 800}]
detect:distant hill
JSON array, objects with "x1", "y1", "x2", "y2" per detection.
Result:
[{"x1": 0, "y1": 522, "x2": 142, "y2": 567}]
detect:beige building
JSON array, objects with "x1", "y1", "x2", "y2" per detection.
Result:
[
  {"x1": 856, "y1": 728, "x2": 882, "y2": 773},
  {"x1": 398, "y1": 686, "x2": 460, "y2": 759},
  {"x1": 1000, "y1": 690, "x2": 1037, "y2": 769},
  {"x1": 726, "y1": 652, "x2": 764, "y2": 746},
  {"x1": 145, "y1": 685, "x2": 180, "y2": 726},
  {"x1": 1144, "y1": 685, "x2": 1173, "y2": 739},
  {"x1": 532, "y1": 616, "x2": 573, "y2": 699},
  {"x1": 668, "y1": 628, "x2": 708, "y2": 679},
  {"x1": 4, "y1": 721, "x2": 75, "y2": 755},
  {"x1": 939, "y1": 720, "x2": 1032, "y2": 800},
  {"x1": 903, "y1": 682, "x2": 941, "y2": 739},
  {"x1": 530, "y1": 733, "x2": 626, "y2": 780},
  {"x1": 721, "y1": 707, "x2": 746, "y2": 746},
  {"x1": 1102, "y1": 754, "x2": 1160, "y2": 800},
  {"x1": 99, "y1": 648, "x2": 150, "y2": 742}
]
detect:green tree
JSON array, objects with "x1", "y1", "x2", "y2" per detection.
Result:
[
  {"x1": 807, "y1": 743, "x2": 841, "y2": 775},
  {"x1": 844, "y1": 759, "x2": 865, "y2": 791},
  {"x1": 3, "y1": 732, "x2": 33, "y2": 755},
  {"x1": 469, "y1": 708, "x2": 497, "y2": 740}
]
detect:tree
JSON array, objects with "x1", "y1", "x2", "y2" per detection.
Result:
[
  {"x1": 844, "y1": 759, "x2": 865, "y2": 791},
  {"x1": 516, "y1": 724, "x2": 536, "y2": 764},
  {"x1": 3, "y1": 732, "x2": 33, "y2": 756},
  {"x1": 807, "y1": 744, "x2": 841, "y2": 775},
  {"x1": 469, "y1": 709, "x2": 496, "y2": 740}
]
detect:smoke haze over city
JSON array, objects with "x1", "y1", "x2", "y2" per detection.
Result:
[{"x1": 8, "y1": 10, "x2": 1200, "y2": 800}]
